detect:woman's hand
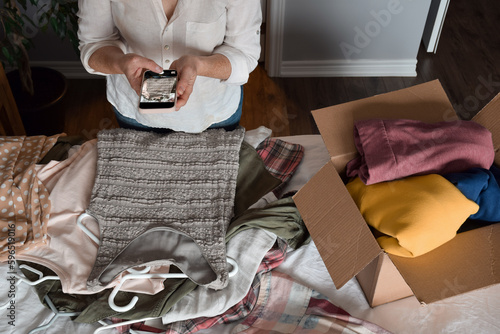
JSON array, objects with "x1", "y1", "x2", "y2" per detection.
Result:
[
  {"x1": 88, "y1": 47, "x2": 163, "y2": 96},
  {"x1": 170, "y1": 54, "x2": 231, "y2": 111},
  {"x1": 169, "y1": 55, "x2": 199, "y2": 110},
  {"x1": 117, "y1": 53, "x2": 163, "y2": 96}
]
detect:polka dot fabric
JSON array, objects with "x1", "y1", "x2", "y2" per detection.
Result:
[{"x1": 0, "y1": 135, "x2": 61, "y2": 261}]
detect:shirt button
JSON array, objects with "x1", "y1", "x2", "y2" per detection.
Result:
[
  {"x1": 164, "y1": 45, "x2": 170, "y2": 50},
  {"x1": 165, "y1": 59, "x2": 170, "y2": 64}
]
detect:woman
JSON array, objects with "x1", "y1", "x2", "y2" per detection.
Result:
[{"x1": 77, "y1": 0, "x2": 262, "y2": 132}]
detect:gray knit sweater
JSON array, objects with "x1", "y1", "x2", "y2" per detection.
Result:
[{"x1": 86, "y1": 127, "x2": 245, "y2": 291}]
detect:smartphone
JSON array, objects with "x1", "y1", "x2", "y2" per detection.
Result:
[{"x1": 139, "y1": 70, "x2": 177, "y2": 113}]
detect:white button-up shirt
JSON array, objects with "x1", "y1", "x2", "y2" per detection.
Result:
[{"x1": 78, "y1": 0, "x2": 262, "y2": 133}]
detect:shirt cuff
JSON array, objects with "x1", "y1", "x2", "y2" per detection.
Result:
[
  {"x1": 80, "y1": 41, "x2": 127, "y2": 76},
  {"x1": 214, "y1": 45, "x2": 259, "y2": 85}
]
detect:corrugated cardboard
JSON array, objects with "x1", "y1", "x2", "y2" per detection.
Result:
[{"x1": 294, "y1": 80, "x2": 500, "y2": 307}]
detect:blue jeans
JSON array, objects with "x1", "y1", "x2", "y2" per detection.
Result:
[{"x1": 114, "y1": 86, "x2": 243, "y2": 132}]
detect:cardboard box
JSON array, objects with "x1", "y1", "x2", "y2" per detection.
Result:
[{"x1": 293, "y1": 80, "x2": 500, "y2": 307}]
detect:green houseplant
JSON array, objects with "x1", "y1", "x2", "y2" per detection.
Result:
[{"x1": 0, "y1": 0, "x2": 79, "y2": 95}]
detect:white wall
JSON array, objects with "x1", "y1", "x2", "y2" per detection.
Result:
[{"x1": 267, "y1": 0, "x2": 433, "y2": 77}]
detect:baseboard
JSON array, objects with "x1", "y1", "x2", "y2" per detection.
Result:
[
  {"x1": 278, "y1": 59, "x2": 417, "y2": 77},
  {"x1": 29, "y1": 61, "x2": 97, "y2": 79},
  {"x1": 29, "y1": 59, "x2": 418, "y2": 78}
]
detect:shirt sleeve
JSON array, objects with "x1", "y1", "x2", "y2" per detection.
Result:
[
  {"x1": 77, "y1": 0, "x2": 127, "y2": 76},
  {"x1": 214, "y1": 0, "x2": 262, "y2": 85}
]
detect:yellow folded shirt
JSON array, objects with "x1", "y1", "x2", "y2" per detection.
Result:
[{"x1": 346, "y1": 174, "x2": 479, "y2": 257}]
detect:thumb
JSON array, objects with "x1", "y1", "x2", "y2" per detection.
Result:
[
  {"x1": 145, "y1": 60, "x2": 163, "y2": 74},
  {"x1": 169, "y1": 60, "x2": 184, "y2": 94}
]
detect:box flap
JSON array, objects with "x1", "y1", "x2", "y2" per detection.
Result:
[
  {"x1": 356, "y1": 253, "x2": 413, "y2": 307},
  {"x1": 389, "y1": 224, "x2": 500, "y2": 304},
  {"x1": 311, "y1": 80, "x2": 458, "y2": 174},
  {"x1": 293, "y1": 161, "x2": 382, "y2": 288},
  {"x1": 472, "y1": 93, "x2": 500, "y2": 165}
]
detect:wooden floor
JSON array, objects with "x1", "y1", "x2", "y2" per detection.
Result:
[{"x1": 55, "y1": 0, "x2": 499, "y2": 139}]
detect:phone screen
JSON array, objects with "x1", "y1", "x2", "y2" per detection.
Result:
[{"x1": 139, "y1": 70, "x2": 177, "y2": 109}]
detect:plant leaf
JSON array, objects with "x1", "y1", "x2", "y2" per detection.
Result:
[
  {"x1": 49, "y1": 16, "x2": 58, "y2": 32},
  {"x1": 0, "y1": 0, "x2": 80, "y2": 85},
  {"x1": 1, "y1": 47, "x2": 13, "y2": 64}
]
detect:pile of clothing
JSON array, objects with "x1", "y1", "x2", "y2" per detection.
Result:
[
  {"x1": 0, "y1": 127, "x2": 390, "y2": 333},
  {"x1": 345, "y1": 119, "x2": 500, "y2": 258}
]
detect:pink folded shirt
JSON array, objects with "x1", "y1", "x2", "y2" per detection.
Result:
[{"x1": 346, "y1": 119, "x2": 495, "y2": 185}]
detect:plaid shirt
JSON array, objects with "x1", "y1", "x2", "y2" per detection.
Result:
[
  {"x1": 233, "y1": 275, "x2": 392, "y2": 334},
  {"x1": 256, "y1": 138, "x2": 304, "y2": 198}
]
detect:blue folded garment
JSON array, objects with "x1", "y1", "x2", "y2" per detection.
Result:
[{"x1": 444, "y1": 167, "x2": 500, "y2": 222}]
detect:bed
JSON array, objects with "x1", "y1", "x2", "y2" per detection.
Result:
[{"x1": 1, "y1": 129, "x2": 499, "y2": 334}]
